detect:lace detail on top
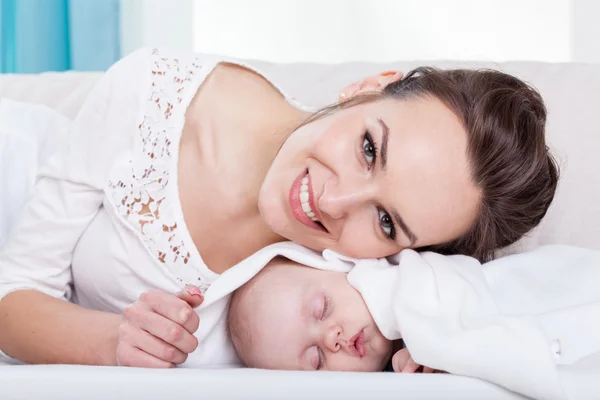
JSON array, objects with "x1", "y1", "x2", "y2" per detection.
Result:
[{"x1": 107, "y1": 49, "x2": 213, "y2": 287}]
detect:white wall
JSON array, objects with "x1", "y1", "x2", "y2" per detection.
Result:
[
  {"x1": 120, "y1": 0, "x2": 598, "y2": 63},
  {"x1": 192, "y1": 0, "x2": 572, "y2": 63},
  {"x1": 571, "y1": 0, "x2": 600, "y2": 63},
  {"x1": 120, "y1": 0, "x2": 194, "y2": 56}
]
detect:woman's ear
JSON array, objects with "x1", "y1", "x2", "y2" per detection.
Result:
[{"x1": 339, "y1": 71, "x2": 403, "y2": 102}]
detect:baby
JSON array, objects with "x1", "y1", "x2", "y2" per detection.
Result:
[{"x1": 227, "y1": 256, "x2": 400, "y2": 372}]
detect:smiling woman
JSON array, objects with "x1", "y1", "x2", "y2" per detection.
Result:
[
  {"x1": 260, "y1": 67, "x2": 557, "y2": 261},
  {"x1": 0, "y1": 48, "x2": 557, "y2": 368}
]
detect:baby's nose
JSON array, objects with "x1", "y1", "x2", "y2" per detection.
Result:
[{"x1": 324, "y1": 325, "x2": 343, "y2": 353}]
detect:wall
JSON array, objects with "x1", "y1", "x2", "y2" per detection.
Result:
[
  {"x1": 120, "y1": 0, "x2": 598, "y2": 63},
  {"x1": 192, "y1": 0, "x2": 571, "y2": 63},
  {"x1": 120, "y1": 0, "x2": 193, "y2": 56}
]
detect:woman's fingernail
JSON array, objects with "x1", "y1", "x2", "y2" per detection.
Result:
[{"x1": 186, "y1": 286, "x2": 203, "y2": 297}]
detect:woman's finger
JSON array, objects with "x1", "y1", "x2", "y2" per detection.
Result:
[
  {"x1": 116, "y1": 341, "x2": 174, "y2": 368},
  {"x1": 124, "y1": 302, "x2": 198, "y2": 354},
  {"x1": 120, "y1": 322, "x2": 188, "y2": 364},
  {"x1": 177, "y1": 286, "x2": 204, "y2": 308},
  {"x1": 138, "y1": 290, "x2": 200, "y2": 334},
  {"x1": 142, "y1": 310, "x2": 198, "y2": 354}
]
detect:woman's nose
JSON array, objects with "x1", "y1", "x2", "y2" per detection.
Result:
[
  {"x1": 318, "y1": 180, "x2": 372, "y2": 220},
  {"x1": 323, "y1": 325, "x2": 343, "y2": 353}
]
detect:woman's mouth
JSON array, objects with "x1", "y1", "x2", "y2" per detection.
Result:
[
  {"x1": 348, "y1": 330, "x2": 366, "y2": 358},
  {"x1": 289, "y1": 170, "x2": 327, "y2": 232}
]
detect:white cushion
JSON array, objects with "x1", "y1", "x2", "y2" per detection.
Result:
[
  {"x1": 0, "y1": 71, "x2": 101, "y2": 120},
  {"x1": 0, "y1": 365, "x2": 526, "y2": 400},
  {"x1": 0, "y1": 98, "x2": 70, "y2": 249}
]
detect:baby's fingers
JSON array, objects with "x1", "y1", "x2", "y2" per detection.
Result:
[
  {"x1": 392, "y1": 348, "x2": 413, "y2": 373},
  {"x1": 402, "y1": 356, "x2": 421, "y2": 373}
]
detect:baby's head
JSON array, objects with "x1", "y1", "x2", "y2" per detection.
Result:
[{"x1": 228, "y1": 257, "x2": 393, "y2": 371}]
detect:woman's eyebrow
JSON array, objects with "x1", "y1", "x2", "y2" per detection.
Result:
[
  {"x1": 390, "y1": 208, "x2": 418, "y2": 246},
  {"x1": 377, "y1": 118, "x2": 389, "y2": 170}
]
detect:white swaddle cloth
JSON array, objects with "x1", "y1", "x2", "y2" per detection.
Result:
[{"x1": 348, "y1": 245, "x2": 600, "y2": 400}]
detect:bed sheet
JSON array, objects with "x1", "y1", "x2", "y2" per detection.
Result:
[{"x1": 0, "y1": 365, "x2": 528, "y2": 400}]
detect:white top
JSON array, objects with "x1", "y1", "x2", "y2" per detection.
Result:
[
  {"x1": 348, "y1": 245, "x2": 600, "y2": 400},
  {"x1": 0, "y1": 48, "x2": 313, "y2": 364}
]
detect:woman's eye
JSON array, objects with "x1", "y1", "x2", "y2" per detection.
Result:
[
  {"x1": 378, "y1": 208, "x2": 395, "y2": 239},
  {"x1": 362, "y1": 132, "x2": 377, "y2": 167}
]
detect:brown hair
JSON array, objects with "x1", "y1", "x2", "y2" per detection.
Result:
[{"x1": 301, "y1": 67, "x2": 559, "y2": 261}]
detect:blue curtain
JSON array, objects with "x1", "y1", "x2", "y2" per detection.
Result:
[{"x1": 0, "y1": 0, "x2": 120, "y2": 73}]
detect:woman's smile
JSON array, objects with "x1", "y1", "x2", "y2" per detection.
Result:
[{"x1": 289, "y1": 169, "x2": 328, "y2": 232}]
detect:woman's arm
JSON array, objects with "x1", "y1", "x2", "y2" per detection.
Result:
[
  {"x1": 0, "y1": 286, "x2": 204, "y2": 367},
  {"x1": 0, "y1": 291, "x2": 121, "y2": 365},
  {"x1": 0, "y1": 48, "x2": 151, "y2": 365}
]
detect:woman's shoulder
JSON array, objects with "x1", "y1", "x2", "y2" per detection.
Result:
[{"x1": 101, "y1": 48, "x2": 219, "y2": 101}]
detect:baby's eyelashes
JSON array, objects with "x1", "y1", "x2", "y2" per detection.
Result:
[
  {"x1": 308, "y1": 346, "x2": 321, "y2": 370},
  {"x1": 311, "y1": 293, "x2": 329, "y2": 320},
  {"x1": 316, "y1": 346, "x2": 325, "y2": 370}
]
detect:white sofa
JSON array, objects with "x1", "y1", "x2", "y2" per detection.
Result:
[{"x1": 1, "y1": 57, "x2": 599, "y2": 400}]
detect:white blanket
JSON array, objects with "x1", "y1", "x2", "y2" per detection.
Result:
[{"x1": 347, "y1": 245, "x2": 600, "y2": 400}]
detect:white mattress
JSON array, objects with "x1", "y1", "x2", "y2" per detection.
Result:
[{"x1": 0, "y1": 365, "x2": 527, "y2": 400}]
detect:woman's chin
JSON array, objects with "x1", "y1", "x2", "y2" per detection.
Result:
[{"x1": 268, "y1": 218, "x2": 325, "y2": 252}]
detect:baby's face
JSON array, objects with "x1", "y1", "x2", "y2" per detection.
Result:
[{"x1": 231, "y1": 259, "x2": 392, "y2": 371}]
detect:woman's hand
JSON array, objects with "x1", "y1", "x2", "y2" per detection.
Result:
[
  {"x1": 391, "y1": 348, "x2": 441, "y2": 374},
  {"x1": 116, "y1": 286, "x2": 204, "y2": 368}
]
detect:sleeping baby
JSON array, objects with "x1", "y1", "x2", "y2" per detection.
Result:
[
  {"x1": 226, "y1": 256, "x2": 397, "y2": 372},
  {"x1": 168, "y1": 242, "x2": 415, "y2": 373}
]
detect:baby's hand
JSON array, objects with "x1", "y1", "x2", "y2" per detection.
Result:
[
  {"x1": 116, "y1": 286, "x2": 204, "y2": 368},
  {"x1": 391, "y1": 348, "x2": 439, "y2": 374}
]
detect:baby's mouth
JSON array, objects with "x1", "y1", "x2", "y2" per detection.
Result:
[{"x1": 348, "y1": 330, "x2": 366, "y2": 358}]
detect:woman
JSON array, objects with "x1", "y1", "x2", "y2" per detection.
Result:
[{"x1": 0, "y1": 48, "x2": 558, "y2": 367}]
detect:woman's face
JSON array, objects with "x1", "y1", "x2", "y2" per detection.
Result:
[{"x1": 259, "y1": 96, "x2": 481, "y2": 258}]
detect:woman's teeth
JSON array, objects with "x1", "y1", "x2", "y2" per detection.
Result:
[{"x1": 300, "y1": 175, "x2": 318, "y2": 222}]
